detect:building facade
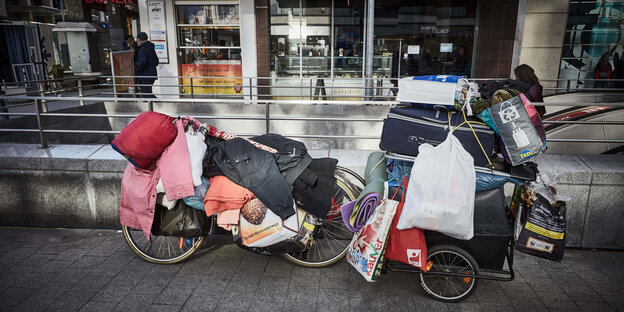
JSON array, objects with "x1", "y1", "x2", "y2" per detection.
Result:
[{"x1": 2, "y1": 0, "x2": 622, "y2": 97}]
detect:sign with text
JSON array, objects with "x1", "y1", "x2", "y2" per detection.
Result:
[
  {"x1": 147, "y1": 0, "x2": 168, "y2": 63},
  {"x1": 111, "y1": 51, "x2": 135, "y2": 93},
  {"x1": 180, "y1": 63, "x2": 243, "y2": 95}
]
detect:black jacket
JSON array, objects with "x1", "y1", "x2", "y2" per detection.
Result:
[
  {"x1": 251, "y1": 134, "x2": 312, "y2": 185},
  {"x1": 135, "y1": 41, "x2": 159, "y2": 80},
  {"x1": 207, "y1": 138, "x2": 295, "y2": 220}
]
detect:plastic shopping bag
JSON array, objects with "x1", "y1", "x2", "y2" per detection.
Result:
[
  {"x1": 347, "y1": 197, "x2": 398, "y2": 282},
  {"x1": 488, "y1": 95, "x2": 544, "y2": 165},
  {"x1": 185, "y1": 127, "x2": 207, "y2": 186},
  {"x1": 384, "y1": 178, "x2": 427, "y2": 271},
  {"x1": 397, "y1": 133, "x2": 476, "y2": 240},
  {"x1": 239, "y1": 198, "x2": 299, "y2": 248},
  {"x1": 397, "y1": 75, "x2": 474, "y2": 112}
]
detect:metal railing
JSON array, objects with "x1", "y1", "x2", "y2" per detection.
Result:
[{"x1": 0, "y1": 75, "x2": 623, "y2": 150}]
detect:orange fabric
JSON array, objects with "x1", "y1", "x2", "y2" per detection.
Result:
[
  {"x1": 217, "y1": 209, "x2": 240, "y2": 231},
  {"x1": 203, "y1": 175, "x2": 254, "y2": 216}
]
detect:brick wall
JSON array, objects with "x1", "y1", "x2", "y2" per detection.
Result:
[
  {"x1": 473, "y1": 0, "x2": 519, "y2": 78},
  {"x1": 255, "y1": 0, "x2": 271, "y2": 97}
]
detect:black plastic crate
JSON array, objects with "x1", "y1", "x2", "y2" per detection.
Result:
[
  {"x1": 425, "y1": 187, "x2": 511, "y2": 271},
  {"x1": 391, "y1": 186, "x2": 511, "y2": 271}
]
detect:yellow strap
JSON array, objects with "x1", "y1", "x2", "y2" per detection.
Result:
[
  {"x1": 462, "y1": 110, "x2": 493, "y2": 167},
  {"x1": 368, "y1": 156, "x2": 386, "y2": 177},
  {"x1": 448, "y1": 111, "x2": 493, "y2": 168}
]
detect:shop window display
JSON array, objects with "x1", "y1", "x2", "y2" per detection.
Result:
[
  {"x1": 269, "y1": 0, "x2": 476, "y2": 82},
  {"x1": 176, "y1": 3, "x2": 242, "y2": 96},
  {"x1": 559, "y1": 1, "x2": 624, "y2": 90}
]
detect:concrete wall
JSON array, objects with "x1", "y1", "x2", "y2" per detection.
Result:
[
  {"x1": 516, "y1": 0, "x2": 569, "y2": 92},
  {"x1": 0, "y1": 143, "x2": 623, "y2": 250}
]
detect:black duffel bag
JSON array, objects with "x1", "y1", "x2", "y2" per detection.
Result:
[{"x1": 151, "y1": 201, "x2": 209, "y2": 238}]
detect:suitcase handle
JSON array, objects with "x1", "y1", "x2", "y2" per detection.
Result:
[{"x1": 408, "y1": 136, "x2": 442, "y2": 145}]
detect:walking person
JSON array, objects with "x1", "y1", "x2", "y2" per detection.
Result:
[
  {"x1": 514, "y1": 64, "x2": 546, "y2": 117},
  {"x1": 594, "y1": 53, "x2": 612, "y2": 89},
  {"x1": 612, "y1": 51, "x2": 624, "y2": 89},
  {"x1": 135, "y1": 32, "x2": 159, "y2": 98}
]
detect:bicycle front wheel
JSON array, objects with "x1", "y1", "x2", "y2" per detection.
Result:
[
  {"x1": 283, "y1": 170, "x2": 358, "y2": 267},
  {"x1": 122, "y1": 225, "x2": 207, "y2": 264}
]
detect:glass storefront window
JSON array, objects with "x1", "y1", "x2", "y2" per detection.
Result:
[
  {"x1": 177, "y1": 4, "x2": 239, "y2": 25},
  {"x1": 269, "y1": 0, "x2": 476, "y2": 80},
  {"x1": 176, "y1": 2, "x2": 242, "y2": 96},
  {"x1": 373, "y1": 1, "x2": 477, "y2": 78},
  {"x1": 270, "y1": 1, "x2": 331, "y2": 78},
  {"x1": 178, "y1": 27, "x2": 240, "y2": 48},
  {"x1": 559, "y1": 1, "x2": 624, "y2": 90}
]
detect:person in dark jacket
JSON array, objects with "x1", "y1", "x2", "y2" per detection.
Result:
[
  {"x1": 135, "y1": 32, "x2": 159, "y2": 98},
  {"x1": 514, "y1": 64, "x2": 546, "y2": 117},
  {"x1": 614, "y1": 51, "x2": 624, "y2": 89},
  {"x1": 594, "y1": 53, "x2": 612, "y2": 89}
]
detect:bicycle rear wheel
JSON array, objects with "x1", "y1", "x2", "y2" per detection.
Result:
[
  {"x1": 282, "y1": 168, "x2": 359, "y2": 267},
  {"x1": 122, "y1": 222, "x2": 210, "y2": 264}
]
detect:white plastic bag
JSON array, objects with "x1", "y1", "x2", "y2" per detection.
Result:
[
  {"x1": 185, "y1": 128, "x2": 207, "y2": 186},
  {"x1": 396, "y1": 133, "x2": 476, "y2": 240},
  {"x1": 239, "y1": 198, "x2": 299, "y2": 248},
  {"x1": 156, "y1": 179, "x2": 177, "y2": 209}
]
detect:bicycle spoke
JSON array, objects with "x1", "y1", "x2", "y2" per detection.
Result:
[
  {"x1": 449, "y1": 254, "x2": 459, "y2": 268},
  {"x1": 447, "y1": 278, "x2": 464, "y2": 296}
]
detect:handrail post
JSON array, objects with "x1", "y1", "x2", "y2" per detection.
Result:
[
  {"x1": 265, "y1": 101, "x2": 270, "y2": 134},
  {"x1": 78, "y1": 79, "x2": 85, "y2": 106},
  {"x1": 38, "y1": 81, "x2": 48, "y2": 112},
  {"x1": 190, "y1": 77, "x2": 194, "y2": 98},
  {"x1": 34, "y1": 98, "x2": 48, "y2": 149},
  {"x1": 249, "y1": 77, "x2": 253, "y2": 101},
  {"x1": 566, "y1": 79, "x2": 571, "y2": 93},
  {"x1": 148, "y1": 100, "x2": 153, "y2": 112}
]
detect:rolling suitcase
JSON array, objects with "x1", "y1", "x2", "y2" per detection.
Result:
[{"x1": 380, "y1": 106, "x2": 496, "y2": 166}]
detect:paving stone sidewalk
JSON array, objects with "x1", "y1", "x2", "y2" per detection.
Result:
[{"x1": 0, "y1": 226, "x2": 623, "y2": 312}]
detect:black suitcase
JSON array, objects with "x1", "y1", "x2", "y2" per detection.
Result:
[{"x1": 380, "y1": 106, "x2": 496, "y2": 166}]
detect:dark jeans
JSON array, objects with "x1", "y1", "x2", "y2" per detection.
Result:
[
  {"x1": 0, "y1": 90, "x2": 7, "y2": 120},
  {"x1": 137, "y1": 78, "x2": 156, "y2": 98}
]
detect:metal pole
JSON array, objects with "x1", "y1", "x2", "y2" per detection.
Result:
[
  {"x1": 249, "y1": 77, "x2": 253, "y2": 101},
  {"x1": 397, "y1": 40, "x2": 402, "y2": 80},
  {"x1": 78, "y1": 79, "x2": 85, "y2": 106},
  {"x1": 34, "y1": 98, "x2": 48, "y2": 149},
  {"x1": 190, "y1": 77, "x2": 194, "y2": 98},
  {"x1": 148, "y1": 101, "x2": 153, "y2": 112},
  {"x1": 265, "y1": 101, "x2": 270, "y2": 134},
  {"x1": 567, "y1": 79, "x2": 571, "y2": 93},
  {"x1": 364, "y1": 0, "x2": 375, "y2": 99},
  {"x1": 38, "y1": 81, "x2": 48, "y2": 112}
]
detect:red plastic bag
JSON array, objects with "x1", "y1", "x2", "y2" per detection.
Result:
[
  {"x1": 385, "y1": 178, "x2": 427, "y2": 271},
  {"x1": 111, "y1": 112, "x2": 177, "y2": 169}
]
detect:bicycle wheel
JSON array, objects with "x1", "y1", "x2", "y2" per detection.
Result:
[
  {"x1": 419, "y1": 245, "x2": 479, "y2": 302},
  {"x1": 122, "y1": 223, "x2": 209, "y2": 264},
  {"x1": 282, "y1": 173, "x2": 358, "y2": 267}
]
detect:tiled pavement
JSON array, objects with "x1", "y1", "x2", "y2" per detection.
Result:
[{"x1": 0, "y1": 226, "x2": 623, "y2": 312}]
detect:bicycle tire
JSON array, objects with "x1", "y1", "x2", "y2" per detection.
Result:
[
  {"x1": 122, "y1": 224, "x2": 209, "y2": 264},
  {"x1": 419, "y1": 245, "x2": 480, "y2": 302},
  {"x1": 282, "y1": 170, "x2": 359, "y2": 267}
]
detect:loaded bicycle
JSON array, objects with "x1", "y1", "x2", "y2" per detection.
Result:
[
  {"x1": 118, "y1": 115, "x2": 538, "y2": 303},
  {"x1": 121, "y1": 163, "x2": 366, "y2": 267}
]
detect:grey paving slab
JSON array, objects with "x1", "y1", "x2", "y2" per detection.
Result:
[
  {"x1": 1, "y1": 226, "x2": 624, "y2": 312},
  {"x1": 533, "y1": 154, "x2": 592, "y2": 185},
  {"x1": 582, "y1": 185, "x2": 624, "y2": 249},
  {"x1": 578, "y1": 154, "x2": 624, "y2": 185}
]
